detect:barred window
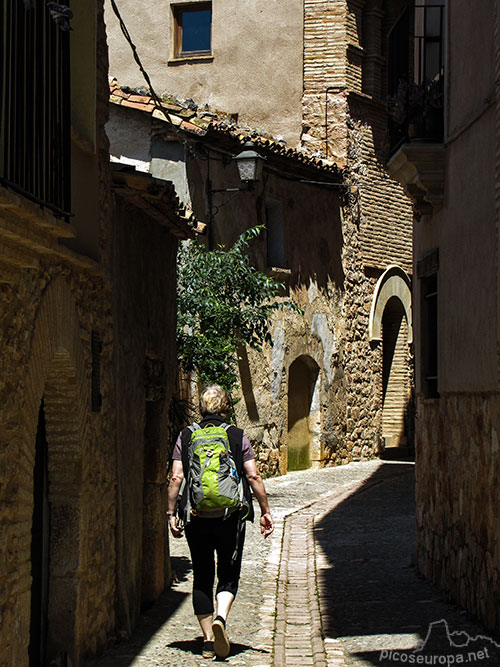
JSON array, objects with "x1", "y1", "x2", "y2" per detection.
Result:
[{"x1": 0, "y1": 1, "x2": 71, "y2": 218}]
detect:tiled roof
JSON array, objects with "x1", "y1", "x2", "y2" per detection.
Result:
[
  {"x1": 111, "y1": 163, "x2": 196, "y2": 239},
  {"x1": 109, "y1": 79, "x2": 345, "y2": 180}
]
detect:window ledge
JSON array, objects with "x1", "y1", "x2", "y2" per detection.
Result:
[{"x1": 168, "y1": 54, "x2": 213, "y2": 65}]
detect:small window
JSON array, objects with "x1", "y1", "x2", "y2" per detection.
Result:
[{"x1": 173, "y1": 3, "x2": 212, "y2": 58}]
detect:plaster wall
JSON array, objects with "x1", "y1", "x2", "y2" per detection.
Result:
[
  {"x1": 413, "y1": 4, "x2": 497, "y2": 395},
  {"x1": 414, "y1": 0, "x2": 500, "y2": 637},
  {"x1": 64, "y1": 3, "x2": 101, "y2": 261},
  {"x1": 107, "y1": 105, "x2": 152, "y2": 171},
  {"x1": 104, "y1": 0, "x2": 304, "y2": 145},
  {"x1": 447, "y1": 0, "x2": 495, "y2": 140},
  {"x1": 440, "y1": 110, "x2": 497, "y2": 392}
]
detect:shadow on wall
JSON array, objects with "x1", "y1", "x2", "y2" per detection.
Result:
[
  {"x1": 84, "y1": 557, "x2": 191, "y2": 667},
  {"x1": 185, "y1": 154, "x2": 346, "y2": 294},
  {"x1": 238, "y1": 346, "x2": 260, "y2": 423},
  {"x1": 314, "y1": 462, "x2": 500, "y2": 665}
]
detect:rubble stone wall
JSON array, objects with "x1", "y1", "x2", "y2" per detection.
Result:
[
  {"x1": 416, "y1": 395, "x2": 500, "y2": 634},
  {"x1": 0, "y1": 263, "x2": 115, "y2": 667}
]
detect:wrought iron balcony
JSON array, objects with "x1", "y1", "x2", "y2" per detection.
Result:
[
  {"x1": 387, "y1": 3, "x2": 445, "y2": 155},
  {"x1": 0, "y1": 1, "x2": 71, "y2": 219},
  {"x1": 386, "y1": 3, "x2": 445, "y2": 213},
  {"x1": 388, "y1": 77, "x2": 444, "y2": 154}
]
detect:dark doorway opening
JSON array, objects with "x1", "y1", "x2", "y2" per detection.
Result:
[
  {"x1": 287, "y1": 356, "x2": 320, "y2": 471},
  {"x1": 29, "y1": 400, "x2": 50, "y2": 667},
  {"x1": 382, "y1": 297, "x2": 408, "y2": 447}
]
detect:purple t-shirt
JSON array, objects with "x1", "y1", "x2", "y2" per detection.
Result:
[{"x1": 172, "y1": 428, "x2": 255, "y2": 462}]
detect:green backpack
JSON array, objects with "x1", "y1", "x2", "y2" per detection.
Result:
[{"x1": 180, "y1": 422, "x2": 248, "y2": 522}]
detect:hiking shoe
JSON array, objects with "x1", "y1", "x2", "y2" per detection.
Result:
[
  {"x1": 212, "y1": 616, "x2": 230, "y2": 658},
  {"x1": 202, "y1": 640, "x2": 215, "y2": 659}
]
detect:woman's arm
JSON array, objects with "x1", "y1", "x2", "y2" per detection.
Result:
[
  {"x1": 167, "y1": 459, "x2": 184, "y2": 538},
  {"x1": 243, "y1": 458, "x2": 274, "y2": 537}
]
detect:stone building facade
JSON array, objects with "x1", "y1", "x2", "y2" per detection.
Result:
[
  {"x1": 388, "y1": 0, "x2": 500, "y2": 634},
  {"x1": 0, "y1": 2, "x2": 192, "y2": 665},
  {"x1": 105, "y1": 0, "x2": 415, "y2": 471}
]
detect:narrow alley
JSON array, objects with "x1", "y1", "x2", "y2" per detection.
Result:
[{"x1": 87, "y1": 460, "x2": 500, "y2": 667}]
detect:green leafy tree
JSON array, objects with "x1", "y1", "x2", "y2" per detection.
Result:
[{"x1": 177, "y1": 226, "x2": 299, "y2": 392}]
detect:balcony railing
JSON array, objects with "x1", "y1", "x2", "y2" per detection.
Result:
[
  {"x1": 0, "y1": 1, "x2": 71, "y2": 219},
  {"x1": 387, "y1": 3, "x2": 445, "y2": 154}
]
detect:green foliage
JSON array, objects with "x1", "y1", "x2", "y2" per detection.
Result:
[{"x1": 177, "y1": 226, "x2": 300, "y2": 392}]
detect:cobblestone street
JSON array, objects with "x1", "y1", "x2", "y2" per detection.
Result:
[{"x1": 87, "y1": 459, "x2": 500, "y2": 666}]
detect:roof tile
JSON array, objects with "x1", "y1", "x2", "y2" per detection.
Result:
[{"x1": 109, "y1": 79, "x2": 345, "y2": 176}]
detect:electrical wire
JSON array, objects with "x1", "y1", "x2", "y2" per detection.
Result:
[{"x1": 109, "y1": 0, "x2": 196, "y2": 155}]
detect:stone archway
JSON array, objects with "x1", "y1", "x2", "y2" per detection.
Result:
[
  {"x1": 287, "y1": 356, "x2": 321, "y2": 471},
  {"x1": 369, "y1": 265, "x2": 412, "y2": 344},
  {"x1": 369, "y1": 266, "x2": 412, "y2": 448},
  {"x1": 381, "y1": 296, "x2": 410, "y2": 446},
  {"x1": 22, "y1": 277, "x2": 89, "y2": 665}
]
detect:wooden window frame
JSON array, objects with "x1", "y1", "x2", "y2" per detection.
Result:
[{"x1": 172, "y1": 2, "x2": 212, "y2": 59}]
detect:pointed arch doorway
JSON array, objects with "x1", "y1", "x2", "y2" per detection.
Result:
[{"x1": 369, "y1": 265, "x2": 413, "y2": 449}]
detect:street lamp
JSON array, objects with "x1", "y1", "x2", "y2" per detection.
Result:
[
  {"x1": 233, "y1": 141, "x2": 265, "y2": 185},
  {"x1": 206, "y1": 141, "x2": 266, "y2": 246}
]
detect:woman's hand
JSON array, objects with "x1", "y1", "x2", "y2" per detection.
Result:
[
  {"x1": 260, "y1": 512, "x2": 274, "y2": 538},
  {"x1": 168, "y1": 514, "x2": 183, "y2": 538}
]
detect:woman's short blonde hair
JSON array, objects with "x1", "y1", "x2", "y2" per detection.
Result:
[{"x1": 199, "y1": 384, "x2": 232, "y2": 417}]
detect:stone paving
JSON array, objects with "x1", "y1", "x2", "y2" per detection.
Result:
[{"x1": 86, "y1": 459, "x2": 500, "y2": 667}]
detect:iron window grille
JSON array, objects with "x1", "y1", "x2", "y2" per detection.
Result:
[{"x1": 0, "y1": 0, "x2": 71, "y2": 219}]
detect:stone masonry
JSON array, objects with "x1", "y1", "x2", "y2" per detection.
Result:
[{"x1": 416, "y1": 395, "x2": 500, "y2": 635}]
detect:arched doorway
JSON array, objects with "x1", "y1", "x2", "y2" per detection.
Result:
[
  {"x1": 29, "y1": 401, "x2": 50, "y2": 667},
  {"x1": 369, "y1": 265, "x2": 412, "y2": 449},
  {"x1": 382, "y1": 297, "x2": 409, "y2": 447},
  {"x1": 22, "y1": 278, "x2": 89, "y2": 665},
  {"x1": 287, "y1": 356, "x2": 320, "y2": 471}
]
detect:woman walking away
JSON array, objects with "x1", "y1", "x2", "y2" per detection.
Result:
[{"x1": 167, "y1": 384, "x2": 274, "y2": 659}]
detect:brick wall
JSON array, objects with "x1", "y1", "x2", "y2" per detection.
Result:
[{"x1": 299, "y1": 0, "x2": 414, "y2": 464}]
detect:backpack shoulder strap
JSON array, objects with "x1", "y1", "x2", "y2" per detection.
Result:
[
  {"x1": 188, "y1": 422, "x2": 201, "y2": 432},
  {"x1": 180, "y1": 425, "x2": 196, "y2": 476}
]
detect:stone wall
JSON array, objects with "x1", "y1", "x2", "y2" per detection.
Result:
[
  {"x1": 232, "y1": 194, "x2": 389, "y2": 474},
  {"x1": 0, "y1": 258, "x2": 115, "y2": 667},
  {"x1": 415, "y1": 395, "x2": 500, "y2": 634}
]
